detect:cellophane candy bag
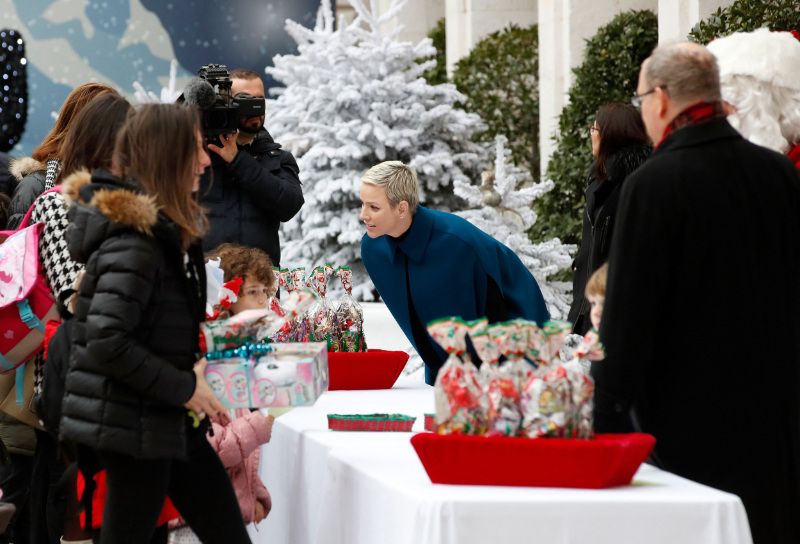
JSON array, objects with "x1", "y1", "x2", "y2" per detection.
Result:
[
  {"x1": 482, "y1": 322, "x2": 529, "y2": 437},
  {"x1": 335, "y1": 266, "x2": 366, "y2": 352},
  {"x1": 431, "y1": 318, "x2": 486, "y2": 435},
  {"x1": 306, "y1": 265, "x2": 340, "y2": 351}
]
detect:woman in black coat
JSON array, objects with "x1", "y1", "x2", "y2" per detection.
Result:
[
  {"x1": 60, "y1": 104, "x2": 251, "y2": 544},
  {"x1": 568, "y1": 103, "x2": 650, "y2": 334}
]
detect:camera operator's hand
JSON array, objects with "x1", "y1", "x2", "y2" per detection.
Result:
[{"x1": 208, "y1": 131, "x2": 239, "y2": 163}]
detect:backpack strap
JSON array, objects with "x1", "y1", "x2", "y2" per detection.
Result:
[{"x1": 17, "y1": 185, "x2": 64, "y2": 230}]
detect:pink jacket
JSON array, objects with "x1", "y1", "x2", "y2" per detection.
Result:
[{"x1": 208, "y1": 409, "x2": 273, "y2": 523}]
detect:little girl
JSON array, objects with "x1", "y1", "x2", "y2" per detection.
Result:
[{"x1": 169, "y1": 244, "x2": 278, "y2": 543}]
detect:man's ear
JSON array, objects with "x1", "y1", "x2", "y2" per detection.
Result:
[{"x1": 656, "y1": 87, "x2": 670, "y2": 119}]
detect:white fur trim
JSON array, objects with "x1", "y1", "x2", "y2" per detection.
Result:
[{"x1": 708, "y1": 28, "x2": 800, "y2": 91}]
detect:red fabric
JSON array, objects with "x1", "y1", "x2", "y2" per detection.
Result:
[
  {"x1": 411, "y1": 433, "x2": 656, "y2": 488},
  {"x1": 42, "y1": 319, "x2": 61, "y2": 360},
  {"x1": 657, "y1": 101, "x2": 724, "y2": 149},
  {"x1": 327, "y1": 349, "x2": 408, "y2": 390},
  {"x1": 77, "y1": 470, "x2": 179, "y2": 529},
  {"x1": 791, "y1": 30, "x2": 800, "y2": 42},
  {"x1": 328, "y1": 416, "x2": 415, "y2": 432},
  {"x1": 788, "y1": 143, "x2": 800, "y2": 171}
]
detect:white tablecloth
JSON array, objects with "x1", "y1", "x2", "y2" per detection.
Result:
[
  {"x1": 255, "y1": 379, "x2": 752, "y2": 544},
  {"x1": 251, "y1": 303, "x2": 752, "y2": 544}
]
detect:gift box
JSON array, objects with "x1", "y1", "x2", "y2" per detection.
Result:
[
  {"x1": 327, "y1": 349, "x2": 408, "y2": 390},
  {"x1": 424, "y1": 413, "x2": 436, "y2": 432},
  {"x1": 205, "y1": 342, "x2": 328, "y2": 408},
  {"x1": 411, "y1": 433, "x2": 655, "y2": 488},
  {"x1": 327, "y1": 413, "x2": 416, "y2": 432}
]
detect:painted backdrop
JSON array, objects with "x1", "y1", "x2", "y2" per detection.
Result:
[{"x1": 0, "y1": 0, "x2": 321, "y2": 154}]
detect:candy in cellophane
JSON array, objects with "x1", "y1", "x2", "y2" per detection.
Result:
[
  {"x1": 430, "y1": 318, "x2": 486, "y2": 435},
  {"x1": 334, "y1": 266, "x2": 366, "y2": 352},
  {"x1": 481, "y1": 322, "x2": 531, "y2": 437},
  {"x1": 306, "y1": 265, "x2": 340, "y2": 351},
  {"x1": 199, "y1": 289, "x2": 316, "y2": 353}
]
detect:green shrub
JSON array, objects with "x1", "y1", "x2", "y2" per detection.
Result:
[
  {"x1": 690, "y1": 0, "x2": 800, "y2": 44},
  {"x1": 453, "y1": 24, "x2": 539, "y2": 180},
  {"x1": 422, "y1": 18, "x2": 447, "y2": 86},
  {"x1": 533, "y1": 10, "x2": 657, "y2": 245}
]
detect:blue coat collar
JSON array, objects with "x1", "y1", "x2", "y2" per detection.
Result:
[{"x1": 386, "y1": 206, "x2": 434, "y2": 265}]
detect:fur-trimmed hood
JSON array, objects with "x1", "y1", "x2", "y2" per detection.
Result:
[
  {"x1": 64, "y1": 169, "x2": 166, "y2": 265},
  {"x1": 9, "y1": 157, "x2": 45, "y2": 182}
]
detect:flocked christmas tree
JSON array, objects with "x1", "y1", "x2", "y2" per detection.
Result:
[
  {"x1": 267, "y1": 0, "x2": 485, "y2": 299},
  {"x1": 132, "y1": 59, "x2": 182, "y2": 104},
  {"x1": 454, "y1": 136, "x2": 575, "y2": 319}
]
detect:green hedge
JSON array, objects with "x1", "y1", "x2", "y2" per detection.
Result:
[
  {"x1": 453, "y1": 24, "x2": 540, "y2": 180},
  {"x1": 422, "y1": 18, "x2": 447, "y2": 86},
  {"x1": 533, "y1": 10, "x2": 658, "y2": 245},
  {"x1": 690, "y1": 0, "x2": 800, "y2": 44}
]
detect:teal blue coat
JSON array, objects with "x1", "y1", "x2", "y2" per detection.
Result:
[{"x1": 361, "y1": 206, "x2": 548, "y2": 384}]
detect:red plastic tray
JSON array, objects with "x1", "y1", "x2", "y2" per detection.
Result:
[
  {"x1": 327, "y1": 349, "x2": 408, "y2": 390},
  {"x1": 411, "y1": 432, "x2": 655, "y2": 488}
]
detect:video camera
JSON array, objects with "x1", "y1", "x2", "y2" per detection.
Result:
[{"x1": 183, "y1": 64, "x2": 265, "y2": 144}]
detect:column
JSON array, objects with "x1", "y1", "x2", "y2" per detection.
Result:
[
  {"x1": 658, "y1": 0, "x2": 735, "y2": 43},
  {"x1": 445, "y1": 0, "x2": 538, "y2": 77},
  {"x1": 538, "y1": 0, "x2": 657, "y2": 180}
]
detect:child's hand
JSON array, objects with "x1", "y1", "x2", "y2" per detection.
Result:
[{"x1": 185, "y1": 358, "x2": 229, "y2": 424}]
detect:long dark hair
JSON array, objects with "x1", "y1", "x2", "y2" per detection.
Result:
[
  {"x1": 32, "y1": 82, "x2": 117, "y2": 163},
  {"x1": 112, "y1": 104, "x2": 207, "y2": 248},
  {"x1": 594, "y1": 103, "x2": 648, "y2": 180},
  {"x1": 57, "y1": 93, "x2": 132, "y2": 183}
]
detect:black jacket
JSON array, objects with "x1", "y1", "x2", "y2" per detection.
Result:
[
  {"x1": 568, "y1": 144, "x2": 650, "y2": 334},
  {"x1": 6, "y1": 157, "x2": 47, "y2": 229},
  {"x1": 594, "y1": 118, "x2": 800, "y2": 544},
  {"x1": 200, "y1": 128, "x2": 303, "y2": 266},
  {"x1": 0, "y1": 151, "x2": 13, "y2": 199},
  {"x1": 59, "y1": 170, "x2": 206, "y2": 460}
]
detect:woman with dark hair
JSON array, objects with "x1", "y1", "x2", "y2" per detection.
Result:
[
  {"x1": 60, "y1": 103, "x2": 250, "y2": 544},
  {"x1": 6, "y1": 82, "x2": 116, "y2": 229},
  {"x1": 0, "y1": 83, "x2": 118, "y2": 544},
  {"x1": 568, "y1": 102, "x2": 651, "y2": 335},
  {"x1": 22, "y1": 93, "x2": 134, "y2": 544}
]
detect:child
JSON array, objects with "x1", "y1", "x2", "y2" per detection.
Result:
[
  {"x1": 169, "y1": 244, "x2": 277, "y2": 544},
  {"x1": 586, "y1": 262, "x2": 608, "y2": 331}
]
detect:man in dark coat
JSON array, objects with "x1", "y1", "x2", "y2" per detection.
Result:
[
  {"x1": 594, "y1": 42, "x2": 800, "y2": 544},
  {"x1": 200, "y1": 69, "x2": 303, "y2": 267}
]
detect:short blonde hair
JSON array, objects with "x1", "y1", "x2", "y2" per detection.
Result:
[
  {"x1": 361, "y1": 161, "x2": 419, "y2": 213},
  {"x1": 586, "y1": 263, "x2": 608, "y2": 298}
]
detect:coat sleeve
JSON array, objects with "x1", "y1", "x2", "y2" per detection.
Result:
[
  {"x1": 228, "y1": 150, "x2": 304, "y2": 222},
  {"x1": 6, "y1": 173, "x2": 44, "y2": 229},
  {"x1": 593, "y1": 169, "x2": 677, "y2": 432},
  {"x1": 487, "y1": 241, "x2": 549, "y2": 325},
  {"x1": 32, "y1": 192, "x2": 83, "y2": 308},
  {"x1": 208, "y1": 411, "x2": 273, "y2": 468},
  {"x1": 83, "y1": 235, "x2": 196, "y2": 406}
]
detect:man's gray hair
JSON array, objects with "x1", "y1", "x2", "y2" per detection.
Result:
[
  {"x1": 645, "y1": 42, "x2": 722, "y2": 105},
  {"x1": 361, "y1": 161, "x2": 420, "y2": 213}
]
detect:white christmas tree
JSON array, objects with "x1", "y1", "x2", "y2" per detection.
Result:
[
  {"x1": 267, "y1": 0, "x2": 485, "y2": 300},
  {"x1": 132, "y1": 59, "x2": 182, "y2": 104},
  {"x1": 454, "y1": 136, "x2": 576, "y2": 319}
]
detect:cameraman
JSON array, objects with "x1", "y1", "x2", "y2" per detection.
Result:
[{"x1": 201, "y1": 68, "x2": 303, "y2": 268}]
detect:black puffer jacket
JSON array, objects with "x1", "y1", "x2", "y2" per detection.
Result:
[
  {"x1": 6, "y1": 157, "x2": 48, "y2": 229},
  {"x1": 59, "y1": 169, "x2": 206, "y2": 460},
  {"x1": 568, "y1": 144, "x2": 650, "y2": 335},
  {"x1": 200, "y1": 128, "x2": 303, "y2": 267}
]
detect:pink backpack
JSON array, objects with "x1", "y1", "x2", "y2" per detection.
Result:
[{"x1": 0, "y1": 188, "x2": 62, "y2": 394}]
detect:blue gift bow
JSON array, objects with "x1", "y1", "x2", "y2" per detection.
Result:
[{"x1": 205, "y1": 342, "x2": 275, "y2": 407}]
